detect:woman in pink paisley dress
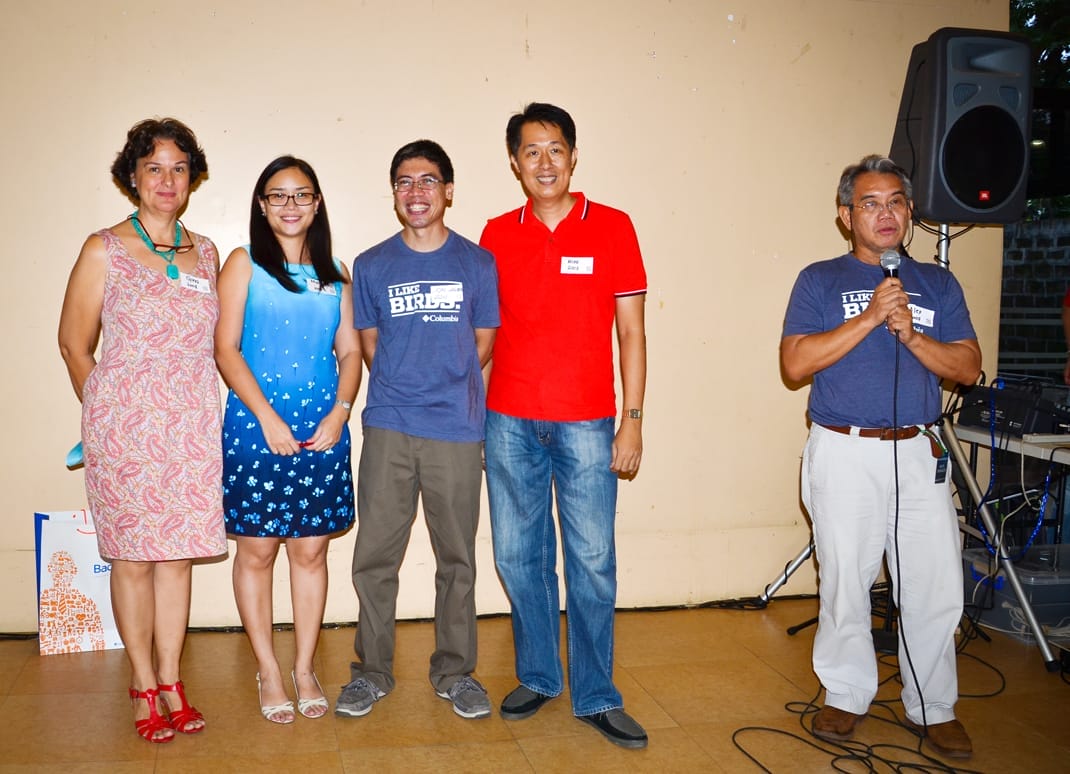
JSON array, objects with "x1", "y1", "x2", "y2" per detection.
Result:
[{"x1": 58, "y1": 118, "x2": 227, "y2": 744}]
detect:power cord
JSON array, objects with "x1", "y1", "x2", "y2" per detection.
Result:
[
  {"x1": 733, "y1": 679, "x2": 991, "y2": 773},
  {"x1": 731, "y1": 593, "x2": 1009, "y2": 772}
]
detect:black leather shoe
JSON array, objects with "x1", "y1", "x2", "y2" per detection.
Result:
[
  {"x1": 579, "y1": 709, "x2": 648, "y2": 749},
  {"x1": 500, "y1": 685, "x2": 553, "y2": 720}
]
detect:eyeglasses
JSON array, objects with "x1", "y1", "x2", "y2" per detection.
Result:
[
  {"x1": 129, "y1": 215, "x2": 194, "y2": 253},
  {"x1": 261, "y1": 192, "x2": 318, "y2": 207},
  {"x1": 853, "y1": 196, "x2": 909, "y2": 216},
  {"x1": 154, "y1": 240, "x2": 194, "y2": 254},
  {"x1": 393, "y1": 176, "x2": 442, "y2": 193}
]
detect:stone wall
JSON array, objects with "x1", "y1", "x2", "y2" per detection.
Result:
[{"x1": 1000, "y1": 217, "x2": 1070, "y2": 379}]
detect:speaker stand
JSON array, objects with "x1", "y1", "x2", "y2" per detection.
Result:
[
  {"x1": 935, "y1": 223, "x2": 950, "y2": 269},
  {"x1": 758, "y1": 540, "x2": 813, "y2": 606},
  {"x1": 941, "y1": 419, "x2": 1060, "y2": 670},
  {"x1": 930, "y1": 230, "x2": 1057, "y2": 668},
  {"x1": 760, "y1": 541, "x2": 899, "y2": 648}
]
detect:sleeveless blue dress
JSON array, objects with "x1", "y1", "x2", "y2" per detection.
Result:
[{"x1": 222, "y1": 255, "x2": 355, "y2": 537}]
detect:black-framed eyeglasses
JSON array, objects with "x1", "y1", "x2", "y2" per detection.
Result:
[
  {"x1": 129, "y1": 215, "x2": 195, "y2": 253},
  {"x1": 157, "y1": 240, "x2": 195, "y2": 254},
  {"x1": 261, "y1": 192, "x2": 318, "y2": 207},
  {"x1": 393, "y1": 176, "x2": 442, "y2": 193}
]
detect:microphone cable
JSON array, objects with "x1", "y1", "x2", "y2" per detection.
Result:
[{"x1": 888, "y1": 302, "x2": 929, "y2": 734}]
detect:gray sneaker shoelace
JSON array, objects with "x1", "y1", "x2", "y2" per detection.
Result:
[{"x1": 450, "y1": 676, "x2": 486, "y2": 698}]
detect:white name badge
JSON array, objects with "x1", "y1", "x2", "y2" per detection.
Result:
[
  {"x1": 429, "y1": 283, "x2": 464, "y2": 304},
  {"x1": 911, "y1": 304, "x2": 935, "y2": 328},
  {"x1": 180, "y1": 273, "x2": 212, "y2": 294},
  {"x1": 561, "y1": 256, "x2": 594, "y2": 275},
  {"x1": 305, "y1": 277, "x2": 337, "y2": 295}
]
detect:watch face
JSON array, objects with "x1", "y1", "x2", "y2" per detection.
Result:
[{"x1": 628, "y1": 409, "x2": 642, "y2": 419}]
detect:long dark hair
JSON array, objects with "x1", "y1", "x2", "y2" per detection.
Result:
[{"x1": 248, "y1": 156, "x2": 345, "y2": 292}]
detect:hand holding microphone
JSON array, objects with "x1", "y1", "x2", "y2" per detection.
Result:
[{"x1": 878, "y1": 250, "x2": 912, "y2": 340}]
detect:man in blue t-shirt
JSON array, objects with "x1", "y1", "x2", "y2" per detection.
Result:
[
  {"x1": 781, "y1": 155, "x2": 980, "y2": 760},
  {"x1": 336, "y1": 140, "x2": 499, "y2": 721}
]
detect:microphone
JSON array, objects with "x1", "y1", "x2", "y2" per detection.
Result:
[{"x1": 880, "y1": 249, "x2": 901, "y2": 278}]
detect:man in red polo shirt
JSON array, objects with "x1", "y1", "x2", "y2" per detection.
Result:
[{"x1": 479, "y1": 102, "x2": 648, "y2": 749}]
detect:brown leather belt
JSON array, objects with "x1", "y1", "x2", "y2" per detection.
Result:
[{"x1": 819, "y1": 423, "x2": 933, "y2": 441}]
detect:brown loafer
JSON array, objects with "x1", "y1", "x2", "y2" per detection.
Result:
[
  {"x1": 812, "y1": 705, "x2": 865, "y2": 741},
  {"x1": 908, "y1": 718, "x2": 972, "y2": 759}
]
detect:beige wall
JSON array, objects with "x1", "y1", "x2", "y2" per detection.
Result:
[{"x1": 0, "y1": 0, "x2": 1007, "y2": 631}]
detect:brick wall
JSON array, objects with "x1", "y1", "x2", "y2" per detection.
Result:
[{"x1": 999, "y1": 217, "x2": 1070, "y2": 379}]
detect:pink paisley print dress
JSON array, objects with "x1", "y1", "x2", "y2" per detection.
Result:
[{"x1": 81, "y1": 228, "x2": 227, "y2": 561}]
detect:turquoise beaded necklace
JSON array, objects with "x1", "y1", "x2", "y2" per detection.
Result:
[{"x1": 129, "y1": 212, "x2": 181, "y2": 280}]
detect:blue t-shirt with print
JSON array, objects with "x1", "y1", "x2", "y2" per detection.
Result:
[
  {"x1": 782, "y1": 253, "x2": 976, "y2": 427},
  {"x1": 352, "y1": 230, "x2": 499, "y2": 443}
]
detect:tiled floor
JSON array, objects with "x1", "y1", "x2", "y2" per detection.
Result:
[{"x1": 0, "y1": 599, "x2": 1067, "y2": 772}]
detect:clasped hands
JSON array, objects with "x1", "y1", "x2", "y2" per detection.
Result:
[
  {"x1": 260, "y1": 411, "x2": 344, "y2": 456},
  {"x1": 869, "y1": 276, "x2": 915, "y2": 342}
]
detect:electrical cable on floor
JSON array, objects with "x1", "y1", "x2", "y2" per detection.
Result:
[
  {"x1": 729, "y1": 600, "x2": 1009, "y2": 773},
  {"x1": 696, "y1": 593, "x2": 817, "y2": 611},
  {"x1": 733, "y1": 691, "x2": 986, "y2": 773}
]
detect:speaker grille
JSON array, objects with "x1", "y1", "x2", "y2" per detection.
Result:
[{"x1": 942, "y1": 105, "x2": 1026, "y2": 211}]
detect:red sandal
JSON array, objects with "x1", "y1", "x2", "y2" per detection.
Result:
[
  {"x1": 129, "y1": 687, "x2": 175, "y2": 743},
  {"x1": 157, "y1": 680, "x2": 205, "y2": 734}
]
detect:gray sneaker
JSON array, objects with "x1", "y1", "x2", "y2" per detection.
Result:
[
  {"x1": 436, "y1": 676, "x2": 491, "y2": 719},
  {"x1": 335, "y1": 676, "x2": 385, "y2": 717}
]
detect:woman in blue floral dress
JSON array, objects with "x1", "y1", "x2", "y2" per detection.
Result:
[{"x1": 215, "y1": 156, "x2": 360, "y2": 723}]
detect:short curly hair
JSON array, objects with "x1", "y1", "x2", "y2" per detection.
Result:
[{"x1": 110, "y1": 117, "x2": 208, "y2": 199}]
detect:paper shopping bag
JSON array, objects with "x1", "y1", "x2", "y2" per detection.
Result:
[{"x1": 34, "y1": 510, "x2": 123, "y2": 654}]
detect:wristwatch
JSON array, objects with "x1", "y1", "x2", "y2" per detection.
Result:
[
  {"x1": 338, "y1": 400, "x2": 353, "y2": 411},
  {"x1": 626, "y1": 409, "x2": 643, "y2": 420}
]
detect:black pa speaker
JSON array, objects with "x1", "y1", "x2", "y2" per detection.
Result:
[{"x1": 889, "y1": 27, "x2": 1032, "y2": 224}]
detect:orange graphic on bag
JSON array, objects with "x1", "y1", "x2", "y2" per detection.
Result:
[{"x1": 39, "y1": 550, "x2": 106, "y2": 655}]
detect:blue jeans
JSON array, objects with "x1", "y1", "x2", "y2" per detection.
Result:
[{"x1": 484, "y1": 410, "x2": 622, "y2": 716}]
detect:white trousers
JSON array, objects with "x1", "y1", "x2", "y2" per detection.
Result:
[{"x1": 802, "y1": 424, "x2": 963, "y2": 723}]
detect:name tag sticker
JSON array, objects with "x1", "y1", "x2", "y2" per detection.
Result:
[
  {"x1": 180, "y1": 273, "x2": 212, "y2": 294},
  {"x1": 429, "y1": 283, "x2": 464, "y2": 304},
  {"x1": 561, "y1": 256, "x2": 594, "y2": 275},
  {"x1": 305, "y1": 277, "x2": 337, "y2": 295},
  {"x1": 910, "y1": 304, "x2": 934, "y2": 328}
]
